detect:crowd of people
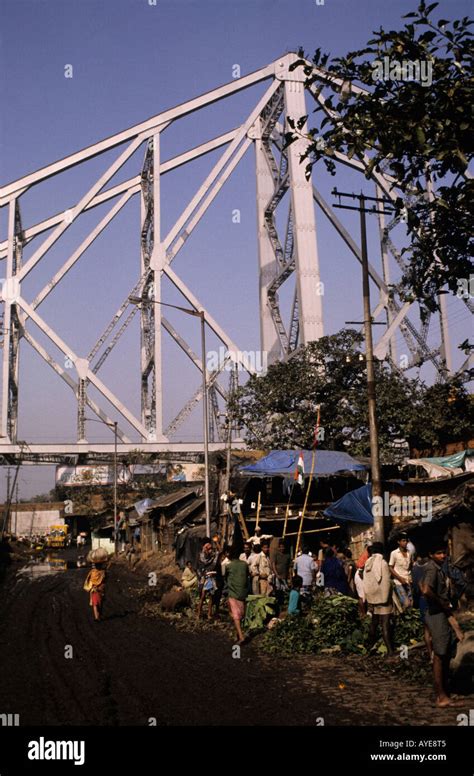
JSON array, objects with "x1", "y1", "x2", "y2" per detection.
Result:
[{"x1": 182, "y1": 527, "x2": 467, "y2": 706}]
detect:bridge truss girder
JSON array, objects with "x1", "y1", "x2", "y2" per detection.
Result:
[{"x1": 0, "y1": 53, "x2": 464, "y2": 464}]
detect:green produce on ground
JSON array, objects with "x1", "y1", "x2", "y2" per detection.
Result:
[
  {"x1": 261, "y1": 594, "x2": 424, "y2": 656},
  {"x1": 243, "y1": 595, "x2": 276, "y2": 631}
]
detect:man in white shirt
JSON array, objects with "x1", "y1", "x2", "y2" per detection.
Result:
[
  {"x1": 239, "y1": 542, "x2": 252, "y2": 563},
  {"x1": 389, "y1": 532, "x2": 413, "y2": 611},
  {"x1": 293, "y1": 546, "x2": 317, "y2": 596},
  {"x1": 253, "y1": 542, "x2": 273, "y2": 595}
]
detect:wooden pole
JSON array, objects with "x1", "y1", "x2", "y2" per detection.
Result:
[
  {"x1": 359, "y1": 195, "x2": 383, "y2": 544},
  {"x1": 255, "y1": 490, "x2": 261, "y2": 530},
  {"x1": 282, "y1": 481, "x2": 295, "y2": 538},
  {"x1": 236, "y1": 503, "x2": 250, "y2": 541}
]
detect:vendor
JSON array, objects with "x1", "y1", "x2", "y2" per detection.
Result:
[
  {"x1": 248, "y1": 525, "x2": 272, "y2": 546},
  {"x1": 181, "y1": 561, "x2": 198, "y2": 590}
]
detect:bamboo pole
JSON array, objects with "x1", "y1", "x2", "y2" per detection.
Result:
[
  {"x1": 237, "y1": 504, "x2": 250, "y2": 541},
  {"x1": 295, "y1": 406, "x2": 321, "y2": 556},
  {"x1": 284, "y1": 525, "x2": 339, "y2": 537}
]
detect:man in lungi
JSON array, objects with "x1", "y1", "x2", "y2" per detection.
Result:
[{"x1": 225, "y1": 545, "x2": 249, "y2": 644}]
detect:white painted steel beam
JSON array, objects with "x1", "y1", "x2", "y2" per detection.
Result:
[
  {"x1": 373, "y1": 302, "x2": 412, "y2": 360},
  {"x1": 164, "y1": 79, "x2": 280, "y2": 263},
  {"x1": 151, "y1": 133, "x2": 164, "y2": 440},
  {"x1": 0, "y1": 129, "x2": 239, "y2": 259},
  {"x1": 254, "y1": 117, "x2": 282, "y2": 364},
  {"x1": 161, "y1": 316, "x2": 226, "y2": 400},
  {"x1": 0, "y1": 442, "x2": 246, "y2": 455},
  {"x1": 312, "y1": 186, "x2": 388, "y2": 292},
  {"x1": 164, "y1": 266, "x2": 256, "y2": 375},
  {"x1": 284, "y1": 77, "x2": 323, "y2": 344},
  {"x1": 31, "y1": 189, "x2": 137, "y2": 311},
  {"x1": 16, "y1": 298, "x2": 148, "y2": 437},
  {"x1": 21, "y1": 329, "x2": 131, "y2": 442},
  {"x1": 1, "y1": 62, "x2": 276, "y2": 202},
  {"x1": 18, "y1": 135, "x2": 147, "y2": 282},
  {"x1": 165, "y1": 359, "x2": 230, "y2": 438},
  {"x1": 0, "y1": 201, "x2": 15, "y2": 439}
]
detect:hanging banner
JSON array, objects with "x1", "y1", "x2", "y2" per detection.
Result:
[{"x1": 56, "y1": 465, "x2": 131, "y2": 487}]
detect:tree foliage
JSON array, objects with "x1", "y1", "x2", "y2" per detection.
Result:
[
  {"x1": 230, "y1": 331, "x2": 473, "y2": 457},
  {"x1": 287, "y1": 1, "x2": 473, "y2": 314}
]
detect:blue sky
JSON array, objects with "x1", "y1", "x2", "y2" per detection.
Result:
[{"x1": 1, "y1": 0, "x2": 471, "y2": 499}]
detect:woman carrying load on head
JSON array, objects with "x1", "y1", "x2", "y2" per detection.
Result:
[{"x1": 83, "y1": 563, "x2": 106, "y2": 622}]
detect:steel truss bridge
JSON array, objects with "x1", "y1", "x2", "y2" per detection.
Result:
[{"x1": 1, "y1": 53, "x2": 469, "y2": 467}]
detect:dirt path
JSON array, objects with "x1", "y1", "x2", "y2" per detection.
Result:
[{"x1": 0, "y1": 554, "x2": 471, "y2": 726}]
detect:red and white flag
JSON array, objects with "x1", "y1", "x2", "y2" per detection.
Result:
[{"x1": 294, "y1": 452, "x2": 305, "y2": 486}]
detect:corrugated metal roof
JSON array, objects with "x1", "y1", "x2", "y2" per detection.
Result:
[
  {"x1": 151, "y1": 487, "x2": 198, "y2": 509},
  {"x1": 169, "y1": 497, "x2": 205, "y2": 525}
]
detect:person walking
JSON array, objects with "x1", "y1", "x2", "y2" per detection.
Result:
[
  {"x1": 421, "y1": 542, "x2": 465, "y2": 708},
  {"x1": 225, "y1": 545, "x2": 250, "y2": 644},
  {"x1": 83, "y1": 563, "x2": 106, "y2": 622}
]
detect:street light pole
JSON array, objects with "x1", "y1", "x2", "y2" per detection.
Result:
[
  {"x1": 84, "y1": 417, "x2": 119, "y2": 555},
  {"x1": 128, "y1": 295, "x2": 211, "y2": 538},
  {"x1": 199, "y1": 311, "x2": 211, "y2": 537},
  {"x1": 113, "y1": 421, "x2": 118, "y2": 555}
]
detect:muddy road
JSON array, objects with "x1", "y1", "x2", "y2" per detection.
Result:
[{"x1": 0, "y1": 552, "x2": 470, "y2": 727}]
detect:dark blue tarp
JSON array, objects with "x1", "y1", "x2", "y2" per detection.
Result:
[
  {"x1": 324, "y1": 484, "x2": 373, "y2": 525},
  {"x1": 239, "y1": 449, "x2": 367, "y2": 478}
]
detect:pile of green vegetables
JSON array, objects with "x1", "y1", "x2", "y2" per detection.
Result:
[
  {"x1": 243, "y1": 595, "x2": 277, "y2": 631},
  {"x1": 261, "y1": 594, "x2": 424, "y2": 656}
]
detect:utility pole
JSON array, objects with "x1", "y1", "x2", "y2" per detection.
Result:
[
  {"x1": 1, "y1": 461, "x2": 21, "y2": 538},
  {"x1": 333, "y1": 189, "x2": 394, "y2": 545}
]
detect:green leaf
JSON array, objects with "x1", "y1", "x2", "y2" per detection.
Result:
[{"x1": 416, "y1": 127, "x2": 426, "y2": 144}]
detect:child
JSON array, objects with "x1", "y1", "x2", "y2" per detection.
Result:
[{"x1": 288, "y1": 575, "x2": 303, "y2": 616}]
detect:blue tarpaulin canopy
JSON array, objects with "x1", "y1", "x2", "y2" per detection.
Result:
[
  {"x1": 324, "y1": 484, "x2": 374, "y2": 525},
  {"x1": 239, "y1": 449, "x2": 367, "y2": 478}
]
